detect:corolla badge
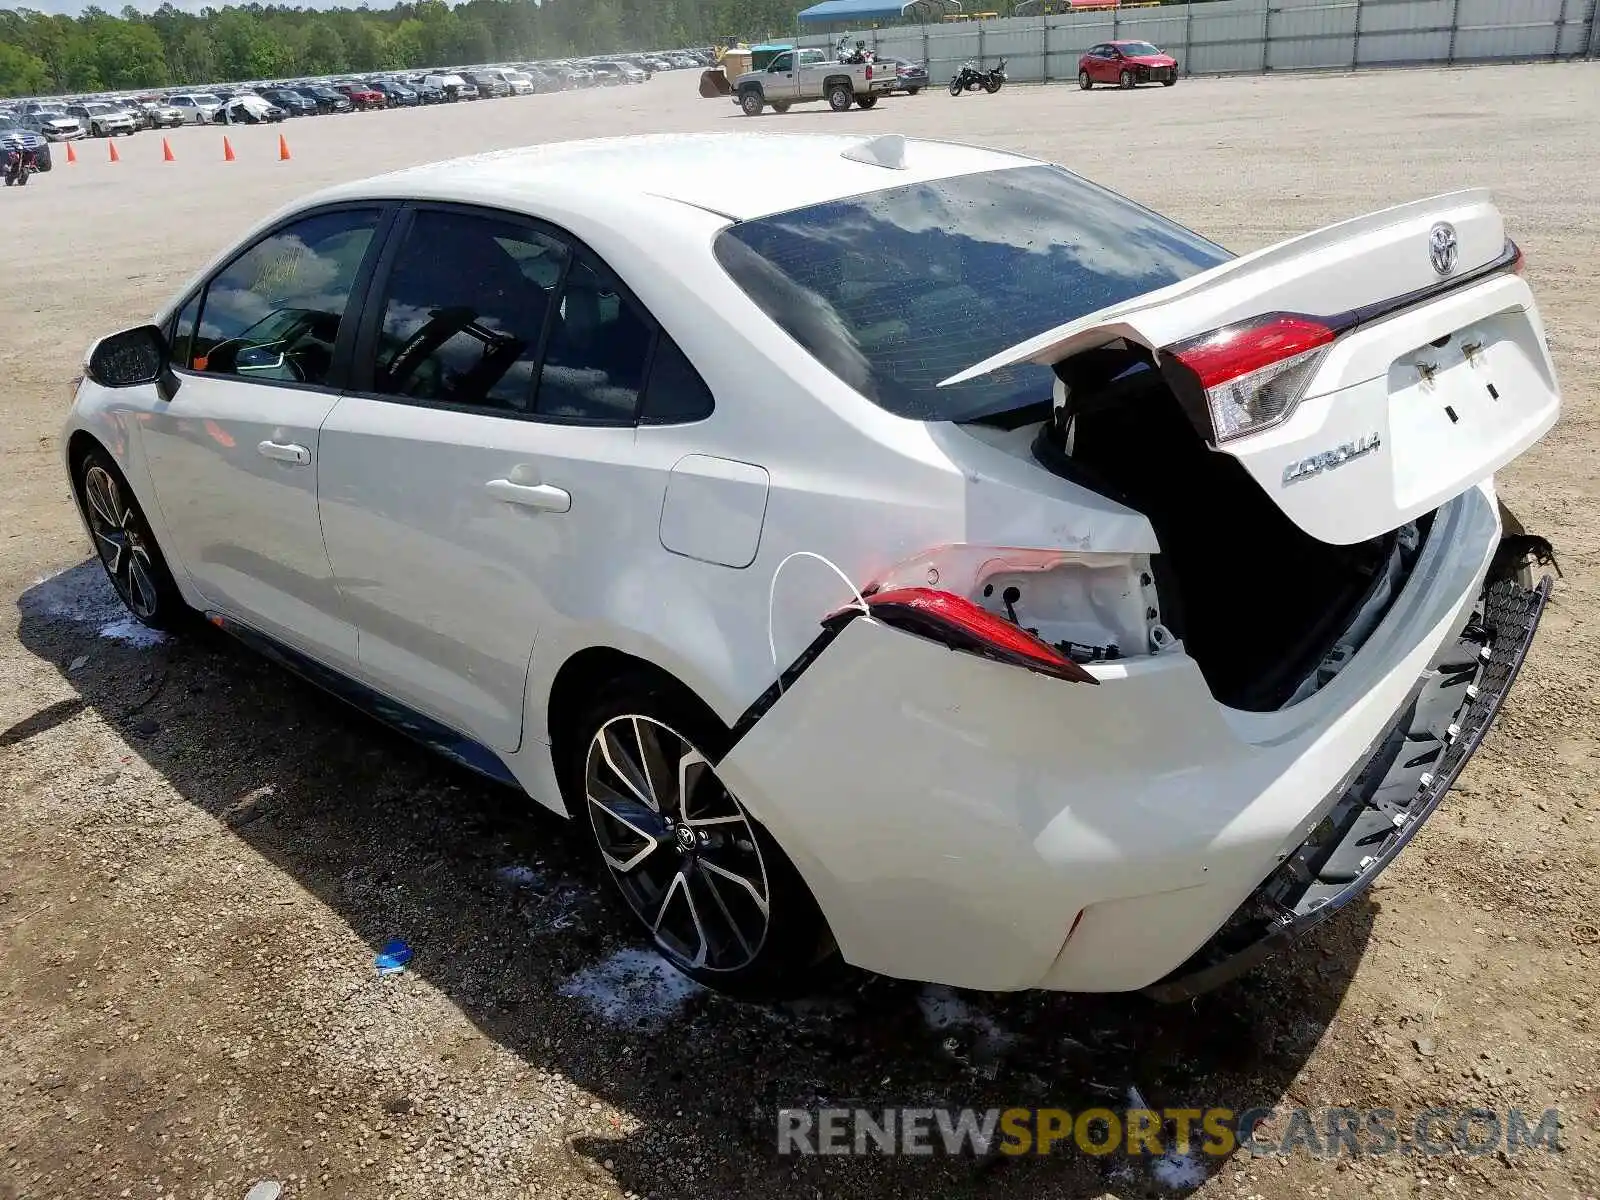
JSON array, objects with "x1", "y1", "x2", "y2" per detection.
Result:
[
  {"x1": 1429, "y1": 221, "x2": 1459, "y2": 276},
  {"x1": 1282, "y1": 433, "x2": 1382, "y2": 486}
]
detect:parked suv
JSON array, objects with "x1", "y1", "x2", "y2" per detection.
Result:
[
  {"x1": 66, "y1": 102, "x2": 138, "y2": 137},
  {"x1": 263, "y1": 89, "x2": 319, "y2": 116},
  {"x1": 21, "y1": 109, "x2": 84, "y2": 140},
  {"x1": 296, "y1": 86, "x2": 353, "y2": 114},
  {"x1": 167, "y1": 93, "x2": 224, "y2": 124},
  {"x1": 466, "y1": 71, "x2": 511, "y2": 97},
  {"x1": 0, "y1": 113, "x2": 51, "y2": 170},
  {"x1": 335, "y1": 81, "x2": 387, "y2": 110}
]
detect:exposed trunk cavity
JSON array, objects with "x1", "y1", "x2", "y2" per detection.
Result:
[{"x1": 1032, "y1": 340, "x2": 1424, "y2": 712}]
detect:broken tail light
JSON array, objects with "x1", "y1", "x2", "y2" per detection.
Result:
[
  {"x1": 1165, "y1": 313, "x2": 1339, "y2": 443},
  {"x1": 862, "y1": 586, "x2": 1099, "y2": 684},
  {"x1": 826, "y1": 544, "x2": 1166, "y2": 681}
]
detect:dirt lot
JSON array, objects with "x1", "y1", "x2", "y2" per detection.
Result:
[{"x1": 2, "y1": 62, "x2": 1599, "y2": 1200}]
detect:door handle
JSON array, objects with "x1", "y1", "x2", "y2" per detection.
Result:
[
  {"x1": 485, "y1": 478, "x2": 571, "y2": 513},
  {"x1": 257, "y1": 439, "x2": 310, "y2": 465}
]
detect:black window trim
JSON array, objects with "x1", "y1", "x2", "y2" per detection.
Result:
[
  {"x1": 342, "y1": 199, "x2": 714, "y2": 429},
  {"x1": 165, "y1": 200, "x2": 401, "y2": 399}
]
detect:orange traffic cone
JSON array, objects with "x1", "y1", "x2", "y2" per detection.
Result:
[
  {"x1": 108, "y1": 139, "x2": 120, "y2": 163},
  {"x1": 66, "y1": 141, "x2": 77, "y2": 164},
  {"x1": 277, "y1": 133, "x2": 291, "y2": 161},
  {"x1": 162, "y1": 137, "x2": 175, "y2": 162},
  {"x1": 222, "y1": 136, "x2": 235, "y2": 162}
]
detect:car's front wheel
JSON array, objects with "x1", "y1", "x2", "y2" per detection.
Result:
[
  {"x1": 739, "y1": 88, "x2": 763, "y2": 116},
  {"x1": 76, "y1": 450, "x2": 185, "y2": 630},
  {"x1": 1120, "y1": 69, "x2": 1135, "y2": 88},
  {"x1": 1079, "y1": 69, "x2": 1093, "y2": 89},
  {"x1": 571, "y1": 678, "x2": 836, "y2": 999}
]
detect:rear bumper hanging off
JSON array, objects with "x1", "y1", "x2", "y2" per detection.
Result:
[{"x1": 1143, "y1": 573, "x2": 1552, "y2": 1002}]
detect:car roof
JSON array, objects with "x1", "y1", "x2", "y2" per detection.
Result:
[{"x1": 317, "y1": 133, "x2": 1037, "y2": 222}]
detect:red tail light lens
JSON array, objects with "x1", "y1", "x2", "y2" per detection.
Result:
[
  {"x1": 1510, "y1": 242, "x2": 1526, "y2": 275},
  {"x1": 1166, "y1": 313, "x2": 1338, "y2": 443},
  {"x1": 1169, "y1": 314, "x2": 1336, "y2": 390},
  {"x1": 862, "y1": 587, "x2": 1098, "y2": 684}
]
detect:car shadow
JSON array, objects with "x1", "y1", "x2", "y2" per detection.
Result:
[{"x1": 14, "y1": 560, "x2": 1375, "y2": 1199}]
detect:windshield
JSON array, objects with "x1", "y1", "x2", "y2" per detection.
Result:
[
  {"x1": 195, "y1": 94, "x2": 220, "y2": 105},
  {"x1": 713, "y1": 164, "x2": 1229, "y2": 422},
  {"x1": 1118, "y1": 42, "x2": 1162, "y2": 56}
]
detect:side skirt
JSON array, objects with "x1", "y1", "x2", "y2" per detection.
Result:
[{"x1": 205, "y1": 612, "x2": 521, "y2": 788}]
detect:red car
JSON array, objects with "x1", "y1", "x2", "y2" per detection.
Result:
[
  {"x1": 336, "y1": 81, "x2": 387, "y2": 111},
  {"x1": 1078, "y1": 40, "x2": 1179, "y2": 89}
]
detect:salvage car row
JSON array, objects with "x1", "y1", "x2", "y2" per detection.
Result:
[{"x1": 0, "y1": 49, "x2": 714, "y2": 146}]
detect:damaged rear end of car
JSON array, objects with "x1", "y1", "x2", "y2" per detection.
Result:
[{"x1": 713, "y1": 164, "x2": 1559, "y2": 996}]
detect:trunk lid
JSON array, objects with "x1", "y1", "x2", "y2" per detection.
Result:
[{"x1": 942, "y1": 190, "x2": 1559, "y2": 545}]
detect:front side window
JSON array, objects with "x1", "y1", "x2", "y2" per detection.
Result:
[
  {"x1": 190, "y1": 207, "x2": 382, "y2": 386},
  {"x1": 367, "y1": 208, "x2": 569, "y2": 414},
  {"x1": 771, "y1": 53, "x2": 793, "y2": 72},
  {"x1": 713, "y1": 164, "x2": 1229, "y2": 422}
]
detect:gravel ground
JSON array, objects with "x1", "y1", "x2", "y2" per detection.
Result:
[{"x1": 2, "y1": 62, "x2": 1598, "y2": 1200}]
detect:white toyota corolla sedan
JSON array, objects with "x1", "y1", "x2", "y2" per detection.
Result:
[{"x1": 64, "y1": 132, "x2": 1560, "y2": 1000}]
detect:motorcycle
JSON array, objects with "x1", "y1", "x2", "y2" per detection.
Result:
[
  {"x1": 3, "y1": 143, "x2": 37, "y2": 187},
  {"x1": 948, "y1": 57, "x2": 1007, "y2": 95},
  {"x1": 836, "y1": 37, "x2": 875, "y2": 65}
]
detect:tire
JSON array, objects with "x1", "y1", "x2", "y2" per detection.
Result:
[
  {"x1": 1079, "y1": 69, "x2": 1092, "y2": 90},
  {"x1": 949, "y1": 77, "x2": 962, "y2": 96},
  {"x1": 827, "y1": 82, "x2": 853, "y2": 111},
  {"x1": 739, "y1": 88, "x2": 763, "y2": 116},
  {"x1": 1120, "y1": 69, "x2": 1135, "y2": 89},
  {"x1": 907, "y1": 86, "x2": 921, "y2": 95},
  {"x1": 983, "y1": 76, "x2": 1002, "y2": 93},
  {"x1": 771, "y1": 100, "x2": 790, "y2": 113},
  {"x1": 1162, "y1": 76, "x2": 1176, "y2": 86},
  {"x1": 568, "y1": 675, "x2": 836, "y2": 999},
  {"x1": 75, "y1": 449, "x2": 186, "y2": 631},
  {"x1": 856, "y1": 93, "x2": 878, "y2": 109}
]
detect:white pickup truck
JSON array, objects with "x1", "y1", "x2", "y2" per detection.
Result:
[{"x1": 732, "y1": 49, "x2": 895, "y2": 115}]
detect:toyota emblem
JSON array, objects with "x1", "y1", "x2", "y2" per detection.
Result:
[{"x1": 1429, "y1": 222, "x2": 1459, "y2": 276}]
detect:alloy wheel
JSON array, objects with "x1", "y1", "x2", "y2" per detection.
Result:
[
  {"x1": 585, "y1": 714, "x2": 771, "y2": 972},
  {"x1": 82, "y1": 465, "x2": 160, "y2": 619}
]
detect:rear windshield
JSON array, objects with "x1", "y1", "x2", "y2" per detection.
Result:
[{"x1": 713, "y1": 164, "x2": 1229, "y2": 421}]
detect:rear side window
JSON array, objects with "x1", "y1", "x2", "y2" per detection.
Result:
[
  {"x1": 714, "y1": 163, "x2": 1230, "y2": 422},
  {"x1": 535, "y1": 256, "x2": 653, "y2": 423},
  {"x1": 640, "y1": 335, "x2": 714, "y2": 424},
  {"x1": 366, "y1": 208, "x2": 569, "y2": 413}
]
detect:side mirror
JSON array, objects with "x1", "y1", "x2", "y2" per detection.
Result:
[{"x1": 86, "y1": 324, "x2": 179, "y2": 399}]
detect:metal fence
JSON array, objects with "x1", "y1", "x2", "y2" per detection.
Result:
[{"x1": 797, "y1": 0, "x2": 1599, "y2": 86}]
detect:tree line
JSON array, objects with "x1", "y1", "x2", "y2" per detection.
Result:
[{"x1": 0, "y1": 0, "x2": 806, "y2": 98}]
